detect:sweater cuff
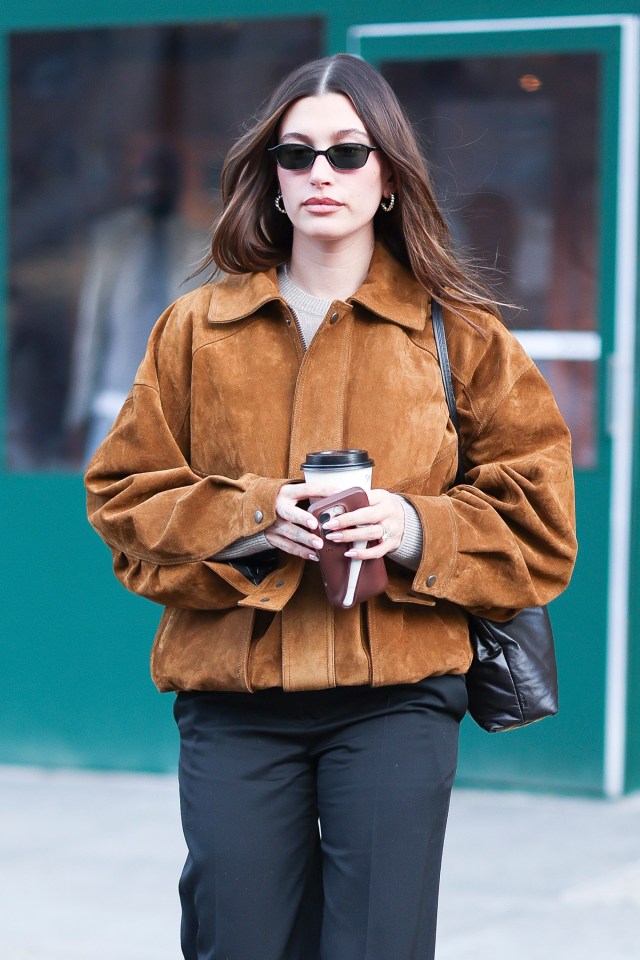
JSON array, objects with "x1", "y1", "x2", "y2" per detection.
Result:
[
  {"x1": 212, "y1": 532, "x2": 272, "y2": 561},
  {"x1": 388, "y1": 495, "x2": 423, "y2": 571}
]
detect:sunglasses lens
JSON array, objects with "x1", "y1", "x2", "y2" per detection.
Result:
[
  {"x1": 274, "y1": 144, "x2": 315, "y2": 170},
  {"x1": 328, "y1": 144, "x2": 370, "y2": 169}
]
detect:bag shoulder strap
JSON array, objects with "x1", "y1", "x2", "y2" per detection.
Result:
[{"x1": 431, "y1": 299, "x2": 465, "y2": 485}]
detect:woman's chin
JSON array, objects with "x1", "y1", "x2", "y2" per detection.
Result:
[{"x1": 292, "y1": 222, "x2": 375, "y2": 249}]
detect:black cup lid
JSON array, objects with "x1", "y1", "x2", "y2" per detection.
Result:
[{"x1": 301, "y1": 449, "x2": 374, "y2": 469}]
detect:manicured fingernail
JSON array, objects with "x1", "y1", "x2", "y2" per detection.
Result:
[
  {"x1": 326, "y1": 532, "x2": 342, "y2": 541},
  {"x1": 312, "y1": 537, "x2": 324, "y2": 549},
  {"x1": 323, "y1": 519, "x2": 338, "y2": 530},
  {"x1": 308, "y1": 552, "x2": 319, "y2": 561},
  {"x1": 344, "y1": 550, "x2": 357, "y2": 557},
  {"x1": 307, "y1": 517, "x2": 318, "y2": 529}
]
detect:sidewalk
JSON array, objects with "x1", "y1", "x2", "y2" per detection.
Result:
[{"x1": 1, "y1": 765, "x2": 639, "y2": 960}]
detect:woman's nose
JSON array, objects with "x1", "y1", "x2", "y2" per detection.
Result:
[{"x1": 308, "y1": 154, "x2": 334, "y2": 184}]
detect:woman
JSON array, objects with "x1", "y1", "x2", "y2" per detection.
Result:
[{"x1": 85, "y1": 54, "x2": 577, "y2": 960}]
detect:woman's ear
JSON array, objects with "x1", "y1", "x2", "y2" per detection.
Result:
[{"x1": 382, "y1": 163, "x2": 396, "y2": 199}]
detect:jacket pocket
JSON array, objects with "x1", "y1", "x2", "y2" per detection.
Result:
[
  {"x1": 150, "y1": 606, "x2": 256, "y2": 692},
  {"x1": 366, "y1": 595, "x2": 472, "y2": 687}
]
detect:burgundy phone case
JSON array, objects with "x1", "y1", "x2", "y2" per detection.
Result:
[{"x1": 310, "y1": 487, "x2": 388, "y2": 609}]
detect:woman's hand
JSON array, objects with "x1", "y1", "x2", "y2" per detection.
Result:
[
  {"x1": 264, "y1": 482, "x2": 338, "y2": 560},
  {"x1": 321, "y1": 488, "x2": 405, "y2": 558}
]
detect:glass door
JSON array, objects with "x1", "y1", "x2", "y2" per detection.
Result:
[{"x1": 349, "y1": 16, "x2": 639, "y2": 794}]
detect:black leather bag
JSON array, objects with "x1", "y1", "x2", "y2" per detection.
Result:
[
  {"x1": 431, "y1": 300, "x2": 559, "y2": 733},
  {"x1": 466, "y1": 606, "x2": 558, "y2": 732}
]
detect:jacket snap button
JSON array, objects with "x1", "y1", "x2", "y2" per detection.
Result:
[
  {"x1": 426, "y1": 575, "x2": 437, "y2": 587},
  {"x1": 285, "y1": 316, "x2": 292, "y2": 325},
  {"x1": 254, "y1": 510, "x2": 264, "y2": 523},
  {"x1": 275, "y1": 580, "x2": 285, "y2": 588},
  {"x1": 329, "y1": 311, "x2": 339, "y2": 323},
  {"x1": 260, "y1": 597, "x2": 270, "y2": 603}
]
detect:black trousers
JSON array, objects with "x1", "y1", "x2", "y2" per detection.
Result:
[{"x1": 174, "y1": 676, "x2": 467, "y2": 960}]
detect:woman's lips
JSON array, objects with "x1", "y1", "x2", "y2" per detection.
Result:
[{"x1": 302, "y1": 197, "x2": 342, "y2": 212}]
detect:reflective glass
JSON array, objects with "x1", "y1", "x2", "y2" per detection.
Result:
[
  {"x1": 7, "y1": 20, "x2": 322, "y2": 471},
  {"x1": 383, "y1": 54, "x2": 600, "y2": 467}
]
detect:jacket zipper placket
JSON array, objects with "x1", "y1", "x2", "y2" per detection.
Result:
[{"x1": 284, "y1": 304, "x2": 305, "y2": 352}]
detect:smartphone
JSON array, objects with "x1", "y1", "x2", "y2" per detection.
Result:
[{"x1": 309, "y1": 487, "x2": 388, "y2": 609}]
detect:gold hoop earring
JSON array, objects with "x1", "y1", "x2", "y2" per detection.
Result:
[
  {"x1": 275, "y1": 191, "x2": 286, "y2": 214},
  {"x1": 380, "y1": 193, "x2": 395, "y2": 213}
]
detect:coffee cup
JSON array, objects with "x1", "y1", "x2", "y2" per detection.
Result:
[
  {"x1": 301, "y1": 449, "x2": 374, "y2": 499},
  {"x1": 302, "y1": 450, "x2": 376, "y2": 606}
]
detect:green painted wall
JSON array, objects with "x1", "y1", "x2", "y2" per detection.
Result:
[
  {"x1": 627, "y1": 275, "x2": 640, "y2": 793},
  {"x1": 2, "y1": 0, "x2": 640, "y2": 794},
  {"x1": 1, "y1": 475, "x2": 172, "y2": 770}
]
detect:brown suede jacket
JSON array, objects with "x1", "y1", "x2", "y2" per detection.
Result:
[{"x1": 85, "y1": 242, "x2": 577, "y2": 693}]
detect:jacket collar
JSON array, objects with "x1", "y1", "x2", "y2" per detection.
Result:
[
  {"x1": 207, "y1": 241, "x2": 430, "y2": 331},
  {"x1": 349, "y1": 242, "x2": 430, "y2": 331}
]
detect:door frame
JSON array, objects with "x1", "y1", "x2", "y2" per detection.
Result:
[{"x1": 348, "y1": 15, "x2": 640, "y2": 796}]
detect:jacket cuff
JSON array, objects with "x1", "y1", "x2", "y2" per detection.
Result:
[
  {"x1": 403, "y1": 494, "x2": 458, "y2": 598},
  {"x1": 241, "y1": 476, "x2": 287, "y2": 537}
]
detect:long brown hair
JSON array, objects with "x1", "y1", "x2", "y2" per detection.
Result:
[{"x1": 207, "y1": 53, "x2": 500, "y2": 318}]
